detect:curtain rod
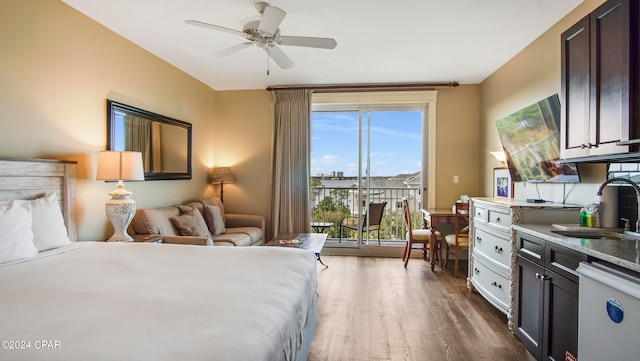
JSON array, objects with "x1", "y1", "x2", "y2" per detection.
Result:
[{"x1": 266, "y1": 81, "x2": 460, "y2": 92}]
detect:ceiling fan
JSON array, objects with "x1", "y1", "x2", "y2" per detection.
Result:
[{"x1": 185, "y1": 2, "x2": 337, "y2": 74}]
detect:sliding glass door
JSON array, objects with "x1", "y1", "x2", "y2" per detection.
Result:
[{"x1": 311, "y1": 108, "x2": 423, "y2": 248}]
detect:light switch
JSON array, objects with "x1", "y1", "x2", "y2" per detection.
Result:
[{"x1": 453, "y1": 175, "x2": 459, "y2": 184}]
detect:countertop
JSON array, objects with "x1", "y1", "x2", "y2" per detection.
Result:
[
  {"x1": 513, "y1": 224, "x2": 640, "y2": 273},
  {"x1": 472, "y1": 197, "x2": 581, "y2": 209}
]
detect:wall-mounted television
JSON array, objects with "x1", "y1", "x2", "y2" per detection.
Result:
[{"x1": 495, "y1": 94, "x2": 580, "y2": 183}]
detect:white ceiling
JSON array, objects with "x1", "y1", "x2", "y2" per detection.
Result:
[{"x1": 61, "y1": 0, "x2": 583, "y2": 91}]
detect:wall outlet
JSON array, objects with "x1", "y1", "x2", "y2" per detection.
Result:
[{"x1": 453, "y1": 175, "x2": 459, "y2": 184}]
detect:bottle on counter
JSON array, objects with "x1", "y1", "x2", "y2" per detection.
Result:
[{"x1": 580, "y1": 208, "x2": 588, "y2": 227}]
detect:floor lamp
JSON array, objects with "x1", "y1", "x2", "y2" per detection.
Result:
[
  {"x1": 97, "y1": 151, "x2": 145, "y2": 242},
  {"x1": 210, "y1": 167, "x2": 234, "y2": 203}
]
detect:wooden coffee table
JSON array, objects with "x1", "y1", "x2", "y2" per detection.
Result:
[{"x1": 266, "y1": 233, "x2": 328, "y2": 268}]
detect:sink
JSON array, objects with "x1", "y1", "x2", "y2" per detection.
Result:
[{"x1": 551, "y1": 229, "x2": 640, "y2": 241}]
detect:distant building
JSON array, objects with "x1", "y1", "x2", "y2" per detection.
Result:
[{"x1": 311, "y1": 171, "x2": 421, "y2": 215}]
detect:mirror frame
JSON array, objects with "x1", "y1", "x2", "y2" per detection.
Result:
[{"x1": 106, "y1": 100, "x2": 192, "y2": 180}]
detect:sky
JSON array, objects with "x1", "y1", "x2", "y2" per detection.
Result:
[{"x1": 311, "y1": 110, "x2": 422, "y2": 177}]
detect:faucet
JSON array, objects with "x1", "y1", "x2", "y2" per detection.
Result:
[{"x1": 597, "y1": 177, "x2": 640, "y2": 232}]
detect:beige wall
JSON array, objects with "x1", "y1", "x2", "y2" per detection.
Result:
[
  {"x1": 479, "y1": 0, "x2": 607, "y2": 205},
  {"x1": 0, "y1": 0, "x2": 218, "y2": 241},
  {"x1": 433, "y1": 85, "x2": 481, "y2": 208},
  {"x1": 212, "y1": 90, "x2": 273, "y2": 236}
]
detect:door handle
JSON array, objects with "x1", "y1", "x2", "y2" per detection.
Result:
[{"x1": 535, "y1": 272, "x2": 550, "y2": 282}]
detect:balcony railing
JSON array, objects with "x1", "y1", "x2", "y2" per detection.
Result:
[{"x1": 310, "y1": 186, "x2": 422, "y2": 244}]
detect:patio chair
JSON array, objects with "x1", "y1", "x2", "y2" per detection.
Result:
[{"x1": 339, "y1": 201, "x2": 387, "y2": 245}]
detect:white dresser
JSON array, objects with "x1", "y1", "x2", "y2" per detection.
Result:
[{"x1": 468, "y1": 198, "x2": 580, "y2": 330}]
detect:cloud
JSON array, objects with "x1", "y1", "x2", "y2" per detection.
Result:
[{"x1": 311, "y1": 154, "x2": 343, "y2": 166}]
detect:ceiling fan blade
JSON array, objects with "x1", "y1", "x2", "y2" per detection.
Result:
[
  {"x1": 279, "y1": 36, "x2": 337, "y2": 49},
  {"x1": 264, "y1": 44, "x2": 294, "y2": 69},
  {"x1": 185, "y1": 20, "x2": 246, "y2": 37},
  {"x1": 213, "y1": 42, "x2": 253, "y2": 57},
  {"x1": 258, "y1": 6, "x2": 286, "y2": 36}
]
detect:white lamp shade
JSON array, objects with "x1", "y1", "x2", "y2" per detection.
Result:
[{"x1": 97, "y1": 151, "x2": 145, "y2": 181}]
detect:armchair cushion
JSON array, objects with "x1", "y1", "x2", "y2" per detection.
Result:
[
  {"x1": 225, "y1": 227, "x2": 263, "y2": 245},
  {"x1": 170, "y1": 208, "x2": 212, "y2": 238},
  {"x1": 211, "y1": 232, "x2": 252, "y2": 247}
]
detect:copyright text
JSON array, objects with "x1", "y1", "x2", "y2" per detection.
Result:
[{"x1": 1, "y1": 340, "x2": 61, "y2": 350}]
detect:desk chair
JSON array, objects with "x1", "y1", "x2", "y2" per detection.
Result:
[
  {"x1": 443, "y1": 201, "x2": 470, "y2": 277},
  {"x1": 402, "y1": 198, "x2": 442, "y2": 268},
  {"x1": 339, "y1": 202, "x2": 387, "y2": 244}
]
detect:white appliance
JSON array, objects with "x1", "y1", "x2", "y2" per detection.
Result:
[{"x1": 577, "y1": 262, "x2": 640, "y2": 361}]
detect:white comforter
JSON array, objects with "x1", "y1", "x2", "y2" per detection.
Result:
[{"x1": 0, "y1": 242, "x2": 318, "y2": 361}]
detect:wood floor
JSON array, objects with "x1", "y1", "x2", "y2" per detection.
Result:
[{"x1": 307, "y1": 256, "x2": 530, "y2": 361}]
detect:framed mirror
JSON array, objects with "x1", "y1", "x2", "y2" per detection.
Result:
[{"x1": 107, "y1": 100, "x2": 192, "y2": 180}]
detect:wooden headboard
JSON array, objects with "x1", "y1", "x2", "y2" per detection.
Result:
[{"x1": 0, "y1": 157, "x2": 77, "y2": 241}]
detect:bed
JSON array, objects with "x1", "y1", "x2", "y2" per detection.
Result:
[{"x1": 0, "y1": 157, "x2": 318, "y2": 361}]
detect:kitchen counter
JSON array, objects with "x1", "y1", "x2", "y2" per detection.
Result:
[{"x1": 513, "y1": 224, "x2": 640, "y2": 273}]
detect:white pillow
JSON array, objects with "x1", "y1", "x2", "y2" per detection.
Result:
[
  {"x1": 0, "y1": 201, "x2": 38, "y2": 264},
  {"x1": 29, "y1": 193, "x2": 71, "y2": 251},
  {"x1": 0, "y1": 193, "x2": 71, "y2": 251}
]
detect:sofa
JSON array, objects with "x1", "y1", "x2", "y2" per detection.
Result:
[{"x1": 128, "y1": 197, "x2": 264, "y2": 246}]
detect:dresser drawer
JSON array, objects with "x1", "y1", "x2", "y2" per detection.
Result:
[
  {"x1": 473, "y1": 202, "x2": 488, "y2": 224},
  {"x1": 487, "y1": 206, "x2": 511, "y2": 232},
  {"x1": 474, "y1": 226, "x2": 510, "y2": 270},
  {"x1": 471, "y1": 253, "x2": 510, "y2": 313}
]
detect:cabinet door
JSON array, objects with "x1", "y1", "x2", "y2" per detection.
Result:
[
  {"x1": 590, "y1": 0, "x2": 631, "y2": 155},
  {"x1": 561, "y1": 15, "x2": 591, "y2": 159},
  {"x1": 543, "y1": 270, "x2": 579, "y2": 361},
  {"x1": 515, "y1": 255, "x2": 544, "y2": 360}
]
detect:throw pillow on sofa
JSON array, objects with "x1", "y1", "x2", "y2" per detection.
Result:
[
  {"x1": 171, "y1": 208, "x2": 212, "y2": 238},
  {"x1": 201, "y1": 197, "x2": 225, "y2": 225},
  {"x1": 204, "y1": 205, "x2": 226, "y2": 236}
]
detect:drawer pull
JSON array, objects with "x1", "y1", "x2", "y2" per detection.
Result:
[
  {"x1": 474, "y1": 267, "x2": 480, "y2": 275},
  {"x1": 535, "y1": 273, "x2": 550, "y2": 282},
  {"x1": 495, "y1": 216, "x2": 501, "y2": 223},
  {"x1": 494, "y1": 246, "x2": 503, "y2": 254},
  {"x1": 477, "y1": 211, "x2": 482, "y2": 217},
  {"x1": 476, "y1": 236, "x2": 482, "y2": 243},
  {"x1": 491, "y1": 281, "x2": 502, "y2": 289}
]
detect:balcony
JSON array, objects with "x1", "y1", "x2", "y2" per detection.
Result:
[{"x1": 311, "y1": 186, "x2": 422, "y2": 246}]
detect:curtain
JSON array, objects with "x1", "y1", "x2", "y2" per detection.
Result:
[
  {"x1": 270, "y1": 89, "x2": 312, "y2": 238},
  {"x1": 124, "y1": 115, "x2": 152, "y2": 171}
]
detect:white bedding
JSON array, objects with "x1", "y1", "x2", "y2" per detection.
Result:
[{"x1": 0, "y1": 242, "x2": 318, "y2": 361}]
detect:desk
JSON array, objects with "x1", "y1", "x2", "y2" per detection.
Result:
[
  {"x1": 266, "y1": 233, "x2": 328, "y2": 268},
  {"x1": 420, "y1": 208, "x2": 457, "y2": 270},
  {"x1": 311, "y1": 221, "x2": 334, "y2": 233}
]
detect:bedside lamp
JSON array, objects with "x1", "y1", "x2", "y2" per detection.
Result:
[
  {"x1": 209, "y1": 167, "x2": 234, "y2": 203},
  {"x1": 97, "y1": 151, "x2": 145, "y2": 242}
]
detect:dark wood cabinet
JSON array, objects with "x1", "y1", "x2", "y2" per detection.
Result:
[
  {"x1": 561, "y1": 0, "x2": 640, "y2": 160},
  {"x1": 514, "y1": 231, "x2": 586, "y2": 361},
  {"x1": 544, "y1": 268, "x2": 579, "y2": 361},
  {"x1": 515, "y1": 255, "x2": 545, "y2": 359}
]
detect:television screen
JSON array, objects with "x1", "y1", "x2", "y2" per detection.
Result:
[{"x1": 495, "y1": 94, "x2": 580, "y2": 183}]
